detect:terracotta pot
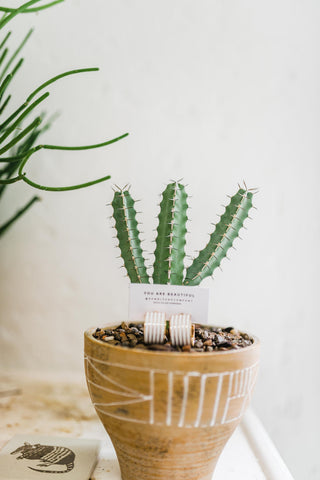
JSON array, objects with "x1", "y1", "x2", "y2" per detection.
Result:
[{"x1": 84, "y1": 326, "x2": 260, "y2": 480}]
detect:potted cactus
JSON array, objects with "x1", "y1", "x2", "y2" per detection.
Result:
[{"x1": 84, "y1": 181, "x2": 260, "y2": 480}]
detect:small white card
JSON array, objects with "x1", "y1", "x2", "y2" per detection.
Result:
[
  {"x1": 0, "y1": 435, "x2": 100, "y2": 480},
  {"x1": 129, "y1": 284, "x2": 209, "y2": 324}
]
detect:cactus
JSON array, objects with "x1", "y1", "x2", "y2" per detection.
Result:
[
  {"x1": 183, "y1": 189, "x2": 253, "y2": 286},
  {"x1": 153, "y1": 182, "x2": 188, "y2": 285},
  {"x1": 112, "y1": 188, "x2": 149, "y2": 284},
  {"x1": 111, "y1": 182, "x2": 255, "y2": 286}
]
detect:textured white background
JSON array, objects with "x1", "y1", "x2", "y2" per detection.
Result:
[{"x1": 0, "y1": 1, "x2": 319, "y2": 479}]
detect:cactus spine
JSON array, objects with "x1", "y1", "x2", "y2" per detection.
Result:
[
  {"x1": 111, "y1": 183, "x2": 254, "y2": 286},
  {"x1": 111, "y1": 189, "x2": 149, "y2": 283},
  {"x1": 153, "y1": 182, "x2": 188, "y2": 285}
]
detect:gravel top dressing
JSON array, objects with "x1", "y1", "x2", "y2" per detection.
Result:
[{"x1": 93, "y1": 322, "x2": 253, "y2": 352}]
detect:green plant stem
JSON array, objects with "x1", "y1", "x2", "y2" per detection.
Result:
[
  {"x1": 0, "y1": 72, "x2": 11, "y2": 98},
  {"x1": 0, "y1": 174, "x2": 21, "y2": 184},
  {"x1": 0, "y1": 68, "x2": 100, "y2": 133},
  {"x1": 0, "y1": 194, "x2": 39, "y2": 236},
  {"x1": 0, "y1": 159, "x2": 17, "y2": 174},
  {"x1": 0, "y1": 92, "x2": 49, "y2": 141},
  {"x1": 0, "y1": 101, "x2": 30, "y2": 131},
  {"x1": 0, "y1": 47, "x2": 7, "y2": 67},
  {"x1": 0, "y1": 132, "x2": 128, "y2": 161},
  {"x1": 27, "y1": 68, "x2": 99, "y2": 102},
  {"x1": 0, "y1": 1, "x2": 43, "y2": 29},
  {"x1": 41, "y1": 133, "x2": 129, "y2": 150},
  {"x1": 12, "y1": 132, "x2": 129, "y2": 191},
  {"x1": 0, "y1": 116, "x2": 41, "y2": 155},
  {"x1": 0, "y1": 153, "x2": 29, "y2": 161},
  {"x1": 0, "y1": 58, "x2": 23, "y2": 103},
  {"x1": 11, "y1": 56, "x2": 24, "y2": 76},
  {"x1": 0, "y1": 31, "x2": 11, "y2": 50},
  {"x1": 22, "y1": 172, "x2": 111, "y2": 191},
  {"x1": 0, "y1": 94, "x2": 10, "y2": 114},
  {"x1": 0, "y1": 1, "x2": 64, "y2": 14},
  {"x1": 14, "y1": 131, "x2": 128, "y2": 160},
  {"x1": 0, "y1": 28, "x2": 32, "y2": 82}
]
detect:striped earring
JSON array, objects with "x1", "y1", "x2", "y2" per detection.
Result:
[
  {"x1": 144, "y1": 312, "x2": 166, "y2": 344},
  {"x1": 169, "y1": 314, "x2": 194, "y2": 346},
  {"x1": 144, "y1": 312, "x2": 195, "y2": 346}
]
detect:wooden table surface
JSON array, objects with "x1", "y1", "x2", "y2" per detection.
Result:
[{"x1": 0, "y1": 371, "x2": 294, "y2": 480}]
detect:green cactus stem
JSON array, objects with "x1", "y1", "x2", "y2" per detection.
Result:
[
  {"x1": 110, "y1": 182, "x2": 255, "y2": 286},
  {"x1": 152, "y1": 182, "x2": 188, "y2": 285},
  {"x1": 183, "y1": 188, "x2": 253, "y2": 286},
  {"x1": 112, "y1": 188, "x2": 149, "y2": 284}
]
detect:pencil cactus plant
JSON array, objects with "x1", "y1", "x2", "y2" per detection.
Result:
[
  {"x1": 111, "y1": 181, "x2": 255, "y2": 286},
  {"x1": 0, "y1": 0, "x2": 128, "y2": 237}
]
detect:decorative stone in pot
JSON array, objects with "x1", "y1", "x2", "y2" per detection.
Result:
[{"x1": 84, "y1": 327, "x2": 260, "y2": 480}]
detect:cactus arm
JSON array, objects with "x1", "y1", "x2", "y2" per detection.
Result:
[
  {"x1": 184, "y1": 188, "x2": 253, "y2": 286},
  {"x1": 152, "y1": 182, "x2": 188, "y2": 285},
  {"x1": 112, "y1": 189, "x2": 149, "y2": 284}
]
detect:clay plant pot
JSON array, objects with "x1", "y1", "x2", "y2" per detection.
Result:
[{"x1": 84, "y1": 326, "x2": 260, "y2": 480}]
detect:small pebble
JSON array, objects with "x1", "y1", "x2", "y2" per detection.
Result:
[
  {"x1": 127, "y1": 334, "x2": 138, "y2": 347},
  {"x1": 182, "y1": 345, "x2": 191, "y2": 352},
  {"x1": 130, "y1": 327, "x2": 140, "y2": 335},
  {"x1": 202, "y1": 330, "x2": 209, "y2": 340},
  {"x1": 215, "y1": 335, "x2": 225, "y2": 345},
  {"x1": 102, "y1": 335, "x2": 114, "y2": 341},
  {"x1": 119, "y1": 332, "x2": 128, "y2": 343}
]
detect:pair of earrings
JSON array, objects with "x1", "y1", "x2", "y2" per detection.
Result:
[{"x1": 144, "y1": 312, "x2": 195, "y2": 346}]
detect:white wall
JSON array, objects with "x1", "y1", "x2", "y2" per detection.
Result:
[{"x1": 1, "y1": 1, "x2": 319, "y2": 478}]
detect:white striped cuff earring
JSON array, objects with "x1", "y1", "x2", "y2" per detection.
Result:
[
  {"x1": 169, "y1": 313, "x2": 194, "y2": 346},
  {"x1": 144, "y1": 312, "x2": 195, "y2": 346},
  {"x1": 144, "y1": 312, "x2": 167, "y2": 344}
]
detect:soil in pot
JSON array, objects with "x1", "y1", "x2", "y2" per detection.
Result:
[{"x1": 92, "y1": 322, "x2": 253, "y2": 352}]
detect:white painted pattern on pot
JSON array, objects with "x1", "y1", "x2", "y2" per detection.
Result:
[
  {"x1": 166, "y1": 371, "x2": 174, "y2": 426},
  {"x1": 85, "y1": 355, "x2": 150, "y2": 399},
  {"x1": 85, "y1": 355, "x2": 259, "y2": 428}
]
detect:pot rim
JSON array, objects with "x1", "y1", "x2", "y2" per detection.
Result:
[{"x1": 84, "y1": 325, "x2": 260, "y2": 358}]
